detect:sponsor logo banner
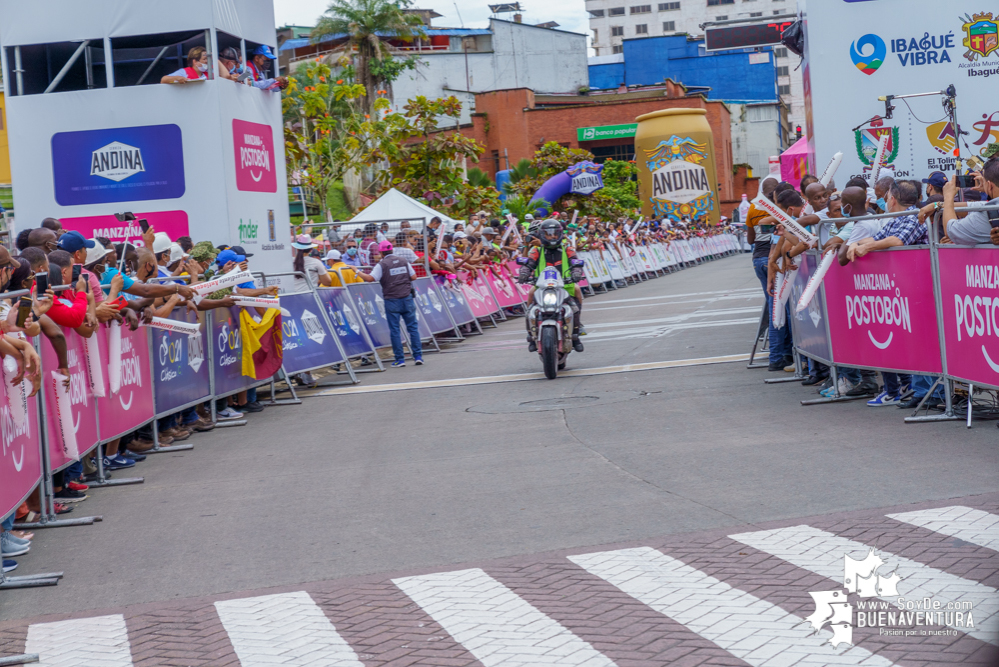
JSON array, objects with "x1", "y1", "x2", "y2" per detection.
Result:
[
  {"x1": 51, "y1": 124, "x2": 185, "y2": 206},
  {"x1": 233, "y1": 119, "x2": 277, "y2": 192},
  {"x1": 938, "y1": 246, "x2": 999, "y2": 388}
]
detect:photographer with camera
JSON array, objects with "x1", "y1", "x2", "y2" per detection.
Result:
[{"x1": 920, "y1": 158, "x2": 999, "y2": 245}]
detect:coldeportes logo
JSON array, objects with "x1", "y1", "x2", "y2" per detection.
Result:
[{"x1": 850, "y1": 34, "x2": 886, "y2": 75}]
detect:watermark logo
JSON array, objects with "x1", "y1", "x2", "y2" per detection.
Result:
[{"x1": 850, "y1": 34, "x2": 886, "y2": 75}]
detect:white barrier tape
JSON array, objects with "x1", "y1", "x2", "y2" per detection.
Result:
[
  {"x1": 108, "y1": 321, "x2": 122, "y2": 395},
  {"x1": 3, "y1": 355, "x2": 27, "y2": 429},
  {"x1": 190, "y1": 270, "x2": 254, "y2": 296},
  {"x1": 82, "y1": 335, "x2": 105, "y2": 398},
  {"x1": 752, "y1": 195, "x2": 817, "y2": 243},
  {"x1": 796, "y1": 250, "x2": 837, "y2": 313},
  {"x1": 233, "y1": 297, "x2": 281, "y2": 310},
  {"x1": 147, "y1": 317, "x2": 201, "y2": 336},
  {"x1": 872, "y1": 133, "x2": 889, "y2": 183},
  {"x1": 819, "y1": 151, "x2": 843, "y2": 187},
  {"x1": 52, "y1": 371, "x2": 78, "y2": 461}
]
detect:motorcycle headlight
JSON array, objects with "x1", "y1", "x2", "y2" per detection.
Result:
[{"x1": 542, "y1": 290, "x2": 558, "y2": 308}]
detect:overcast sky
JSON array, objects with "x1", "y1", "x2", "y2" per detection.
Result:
[{"x1": 274, "y1": 0, "x2": 589, "y2": 38}]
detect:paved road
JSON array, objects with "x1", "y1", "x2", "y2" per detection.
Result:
[{"x1": 3, "y1": 253, "x2": 997, "y2": 665}]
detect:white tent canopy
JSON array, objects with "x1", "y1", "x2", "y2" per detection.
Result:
[{"x1": 349, "y1": 188, "x2": 462, "y2": 229}]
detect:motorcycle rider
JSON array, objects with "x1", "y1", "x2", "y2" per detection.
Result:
[{"x1": 518, "y1": 219, "x2": 585, "y2": 354}]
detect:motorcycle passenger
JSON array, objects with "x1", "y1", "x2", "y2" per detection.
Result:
[{"x1": 518, "y1": 220, "x2": 585, "y2": 354}]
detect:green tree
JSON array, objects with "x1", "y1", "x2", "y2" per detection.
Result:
[
  {"x1": 311, "y1": 0, "x2": 426, "y2": 115},
  {"x1": 503, "y1": 194, "x2": 550, "y2": 223},
  {"x1": 599, "y1": 160, "x2": 641, "y2": 212},
  {"x1": 466, "y1": 167, "x2": 493, "y2": 188},
  {"x1": 282, "y1": 61, "x2": 372, "y2": 220}
]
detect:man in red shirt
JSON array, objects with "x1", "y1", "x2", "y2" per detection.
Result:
[{"x1": 44, "y1": 250, "x2": 94, "y2": 331}]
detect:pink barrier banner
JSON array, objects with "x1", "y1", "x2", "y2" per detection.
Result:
[
  {"x1": 823, "y1": 248, "x2": 942, "y2": 374},
  {"x1": 457, "y1": 272, "x2": 499, "y2": 319},
  {"x1": 485, "y1": 266, "x2": 522, "y2": 308},
  {"x1": 40, "y1": 327, "x2": 100, "y2": 472},
  {"x1": 0, "y1": 361, "x2": 42, "y2": 520},
  {"x1": 505, "y1": 262, "x2": 533, "y2": 300},
  {"x1": 938, "y1": 246, "x2": 999, "y2": 388},
  {"x1": 95, "y1": 323, "x2": 155, "y2": 441},
  {"x1": 60, "y1": 210, "x2": 190, "y2": 246}
]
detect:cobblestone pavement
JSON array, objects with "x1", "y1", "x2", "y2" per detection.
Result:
[{"x1": 3, "y1": 495, "x2": 997, "y2": 666}]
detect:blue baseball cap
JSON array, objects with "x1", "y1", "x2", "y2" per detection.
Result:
[
  {"x1": 922, "y1": 171, "x2": 947, "y2": 189},
  {"x1": 252, "y1": 45, "x2": 277, "y2": 60},
  {"x1": 56, "y1": 230, "x2": 96, "y2": 253},
  {"x1": 216, "y1": 249, "x2": 246, "y2": 266}
]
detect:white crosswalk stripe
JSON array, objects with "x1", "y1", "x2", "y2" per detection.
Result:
[
  {"x1": 730, "y1": 525, "x2": 999, "y2": 646},
  {"x1": 393, "y1": 567, "x2": 617, "y2": 667},
  {"x1": 569, "y1": 547, "x2": 895, "y2": 667},
  {"x1": 886, "y1": 506, "x2": 999, "y2": 552},
  {"x1": 25, "y1": 614, "x2": 133, "y2": 667},
  {"x1": 214, "y1": 591, "x2": 363, "y2": 667}
]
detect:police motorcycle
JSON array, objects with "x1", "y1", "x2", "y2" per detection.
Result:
[{"x1": 517, "y1": 220, "x2": 586, "y2": 380}]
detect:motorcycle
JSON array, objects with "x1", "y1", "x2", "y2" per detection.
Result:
[{"x1": 527, "y1": 266, "x2": 576, "y2": 379}]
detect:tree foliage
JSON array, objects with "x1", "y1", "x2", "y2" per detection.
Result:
[{"x1": 311, "y1": 0, "x2": 426, "y2": 114}]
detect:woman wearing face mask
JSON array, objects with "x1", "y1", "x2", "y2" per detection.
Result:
[{"x1": 161, "y1": 47, "x2": 210, "y2": 84}]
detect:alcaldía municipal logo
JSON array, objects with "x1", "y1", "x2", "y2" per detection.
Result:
[
  {"x1": 850, "y1": 34, "x2": 886, "y2": 75},
  {"x1": 961, "y1": 12, "x2": 999, "y2": 61}
]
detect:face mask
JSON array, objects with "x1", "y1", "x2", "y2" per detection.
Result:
[
  {"x1": 346, "y1": 248, "x2": 357, "y2": 256},
  {"x1": 196, "y1": 62, "x2": 208, "y2": 73},
  {"x1": 876, "y1": 197, "x2": 887, "y2": 210}
]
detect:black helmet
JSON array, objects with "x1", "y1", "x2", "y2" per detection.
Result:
[{"x1": 539, "y1": 220, "x2": 562, "y2": 249}]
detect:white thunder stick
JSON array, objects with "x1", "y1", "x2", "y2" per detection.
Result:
[
  {"x1": 2, "y1": 355, "x2": 27, "y2": 429},
  {"x1": 819, "y1": 151, "x2": 843, "y2": 187},
  {"x1": 775, "y1": 263, "x2": 799, "y2": 325},
  {"x1": 189, "y1": 270, "x2": 254, "y2": 297},
  {"x1": 796, "y1": 250, "x2": 837, "y2": 313},
  {"x1": 82, "y1": 335, "x2": 105, "y2": 398},
  {"x1": 233, "y1": 296, "x2": 280, "y2": 310},
  {"x1": 569, "y1": 210, "x2": 578, "y2": 228},
  {"x1": 147, "y1": 317, "x2": 201, "y2": 336},
  {"x1": 108, "y1": 321, "x2": 122, "y2": 394},
  {"x1": 52, "y1": 371, "x2": 78, "y2": 460},
  {"x1": 871, "y1": 133, "x2": 889, "y2": 183},
  {"x1": 772, "y1": 268, "x2": 786, "y2": 329},
  {"x1": 752, "y1": 195, "x2": 817, "y2": 244}
]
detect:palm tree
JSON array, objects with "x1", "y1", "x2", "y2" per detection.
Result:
[
  {"x1": 504, "y1": 194, "x2": 550, "y2": 224},
  {"x1": 311, "y1": 0, "x2": 426, "y2": 115},
  {"x1": 466, "y1": 167, "x2": 493, "y2": 188},
  {"x1": 503, "y1": 158, "x2": 537, "y2": 194}
]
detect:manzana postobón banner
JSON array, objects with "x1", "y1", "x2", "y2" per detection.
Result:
[
  {"x1": 937, "y1": 246, "x2": 999, "y2": 388},
  {"x1": 40, "y1": 327, "x2": 99, "y2": 472}
]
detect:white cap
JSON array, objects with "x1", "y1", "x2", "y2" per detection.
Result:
[
  {"x1": 152, "y1": 232, "x2": 172, "y2": 254},
  {"x1": 169, "y1": 243, "x2": 185, "y2": 263},
  {"x1": 84, "y1": 240, "x2": 111, "y2": 265},
  {"x1": 325, "y1": 249, "x2": 342, "y2": 261},
  {"x1": 524, "y1": 214, "x2": 535, "y2": 221},
  {"x1": 453, "y1": 231, "x2": 467, "y2": 239}
]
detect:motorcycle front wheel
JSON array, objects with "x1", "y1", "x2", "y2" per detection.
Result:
[{"x1": 540, "y1": 326, "x2": 558, "y2": 379}]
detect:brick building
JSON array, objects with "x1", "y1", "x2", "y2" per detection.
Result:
[{"x1": 456, "y1": 85, "x2": 735, "y2": 204}]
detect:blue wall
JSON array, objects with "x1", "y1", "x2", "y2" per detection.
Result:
[{"x1": 591, "y1": 35, "x2": 777, "y2": 103}]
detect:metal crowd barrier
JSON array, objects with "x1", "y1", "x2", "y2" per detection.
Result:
[{"x1": 781, "y1": 205, "x2": 999, "y2": 427}]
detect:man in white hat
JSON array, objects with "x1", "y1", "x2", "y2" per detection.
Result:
[{"x1": 325, "y1": 248, "x2": 359, "y2": 287}]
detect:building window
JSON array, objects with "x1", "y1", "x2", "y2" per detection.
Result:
[
  {"x1": 747, "y1": 105, "x2": 777, "y2": 122},
  {"x1": 749, "y1": 11, "x2": 762, "y2": 16},
  {"x1": 778, "y1": 84, "x2": 791, "y2": 95},
  {"x1": 663, "y1": 20, "x2": 676, "y2": 31},
  {"x1": 491, "y1": 150, "x2": 500, "y2": 173},
  {"x1": 776, "y1": 65, "x2": 789, "y2": 77},
  {"x1": 707, "y1": 0, "x2": 734, "y2": 5},
  {"x1": 612, "y1": 45, "x2": 624, "y2": 53},
  {"x1": 609, "y1": 7, "x2": 625, "y2": 15},
  {"x1": 773, "y1": 9, "x2": 782, "y2": 14},
  {"x1": 774, "y1": 47, "x2": 787, "y2": 58},
  {"x1": 635, "y1": 24, "x2": 648, "y2": 34},
  {"x1": 590, "y1": 143, "x2": 636, "y2": 162},
  {"x1": 588, "y1": 9, "x2": 605, "y2": 17},
  {"x1": 611, "y1": 25, "x2": 624, "y2": 36},
  {"x1": 659, "y1": 2, "x2": 680, "y2": 9},
  {"x1": 593, "y1": 29, "x2": 599, "y2": 42},
  {"x1": 630, "y1": 4, "x2": 651, "y2": 13},
  {"x1": 715, "y1": 15, "x2": 728, "y2": 20}
]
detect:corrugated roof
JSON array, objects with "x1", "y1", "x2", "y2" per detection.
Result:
[{"x1": 280, "y1": 28, "x2": 491, "y2": 52}]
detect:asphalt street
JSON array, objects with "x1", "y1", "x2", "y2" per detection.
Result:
[{"x1": 2, "y1": 252, "x2": 997, "y2": 665}]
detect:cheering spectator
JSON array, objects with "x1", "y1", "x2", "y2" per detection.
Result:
[
  {"x1": 934, "y1": 161, "x2": 999, "y2": 245},
  {"x1": 342, "y1": 239, "x2": 362, "y2": 267},
  {"x1": 325, "y1": 250, "x2": 360, "y2": 286}
]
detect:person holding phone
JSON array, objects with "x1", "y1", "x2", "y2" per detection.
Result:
[{"x1": 932, "y1": 159, "x2": 999, "y2": 245}]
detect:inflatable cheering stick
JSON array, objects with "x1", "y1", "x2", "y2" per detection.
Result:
[
  {"x1": 82, "y1": 335, "x2": 105, "y2": 398},
  {"x1": 796, "y1": 250, "x2": 837, "y2": 313}
]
